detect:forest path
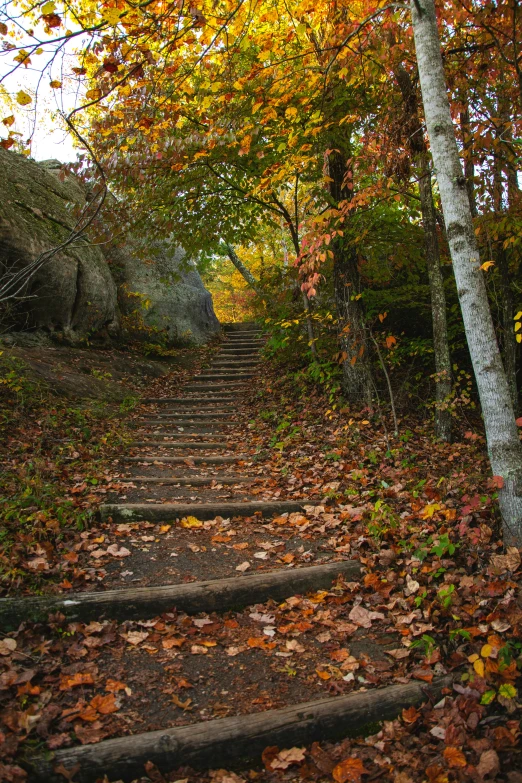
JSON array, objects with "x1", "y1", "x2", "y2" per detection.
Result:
[{"x1": 1, "y1": 324, "x2": 448, "y2": 782}]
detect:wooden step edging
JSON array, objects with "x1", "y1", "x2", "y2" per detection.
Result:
[
  {"x1": 0, "y1": 559, "x2": 359, "y2": 629},
  {"x1": 99, "y1": 499, "x2": 308, "y2": 522},
  {"x1": 126, "y1": 476, "x2": 254, "y2": 486},
  {"x1": 28, "y1": 676, "x2": 451, "y2": 783},
  {"x1": 123, "y1": 455, "x2": 241, "y2": 465},
  {"x1": 142, "y1": 397, "x2": 240, "y2": 403},
  {"x1": 151, "y1": 412, "x2": 236, "y2": 419},
  {"x1": 132, "y1": 441, "x2": 230, "y2": 449}
]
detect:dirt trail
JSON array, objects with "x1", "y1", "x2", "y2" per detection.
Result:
[{"x1": 0, "y1": 324, "x2": 448, "y2": 783}]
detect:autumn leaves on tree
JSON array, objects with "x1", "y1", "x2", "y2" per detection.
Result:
[{"x1": 1, "y1": 0, "x2": 521, "y2": 541}]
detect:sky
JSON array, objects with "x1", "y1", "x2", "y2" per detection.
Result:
[{"x1": 0, "y1": 6, "x2": 85, "y2": 163}]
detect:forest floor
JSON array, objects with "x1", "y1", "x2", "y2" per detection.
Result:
[{"x1": 0, "y1": 329, "x2": 521, "y2": 783}]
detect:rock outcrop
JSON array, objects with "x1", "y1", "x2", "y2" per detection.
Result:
[
  {"x1": 0, "y1": 150, "x2": 220, "y2": 346},
  {"x1": 0, "y1": 149, "x2": 119, "y2": 343},
  {"x1": 106, "y1": 239, "x2": 221, "y2": 346}
]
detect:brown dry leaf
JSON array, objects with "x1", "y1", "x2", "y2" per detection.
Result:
[
  {"x1": 348, "y1": 604, "x2": 384, "y2": 628},
  {"x1": 53, "y1": 764, "x2": 81, "y2": 781},
  {"x1": 490, "y1": 546, "x2": 521, "y2": 574},
  {"x1": 123, "y1": 631, "x2": 149, "y2": 646},
  {"x1": 59, "y1": 672, "x2": 95, "y2": 691},
  {"x1": 385, "y1": 648, "x2": 410, "y2": 660},
  {"x1": 0, "y1": 638, "x2": 17, "y2": 655},
  {"x1": 269, "y1": 747, "x2": 306, "y2": 770},
  {"x1": 191, "y1": 644, "x2": 209, "y2": 654},
  {"x1": 106, "y1": 544, "x2": 131, "y2": 558},
  {"x1": 332, "y1": 757, "x2": 367, "y2": 783},
  {"x1": 73, "y1": 720, "x2": 108, "y2": 745},
  {"x1": 477, "y1": 749, "x2": 500, "y2": 779},
  {"x1": 443, "y1": 747, "x2": 467, "y2": 768}
]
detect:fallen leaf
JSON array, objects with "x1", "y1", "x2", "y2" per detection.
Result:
[
  {"x1": 123, "y1": 631, "x2": 149, "y2": 646},
  {"x1": 0, "y1": 638, "x2": 17, "y2": 656},
  {"x1": 180, "y1": 516, "x2": 203, "y2": 528},
  {"x1": 348, "y1": 604, "x2": 384, "y2": 628},
  {"x1": 268, "y1": 747, "x2": 306, "y2": 770},
  {"x1": 477, "y1": 749, "x2": 500, "y2": 778},
  {"x1": 106, "y1": 544, "x2": 131, "y2": 558},
  {"x1": 332, "y1": 757, "x2": 367, "y2": 783},
  {"x1": 443, "y1": 747, "x2": 467, "y2": 768},
  {"x1": 490, "y1": 547, "x2": 521, "y2": 574},
  {"x1": 59, "y1": 672, "x2": 95, "y2": 691}
]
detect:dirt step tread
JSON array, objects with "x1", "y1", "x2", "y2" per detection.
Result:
[{"x1": 29, "y1": 677, "x2": 449, "y2": 783}]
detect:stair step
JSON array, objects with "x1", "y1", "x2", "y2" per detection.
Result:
[
  {"x1": 134, "y1": 421, "x2": 235, "y2": 428},
  {"x1": 123, "y1": 455, "x2": 241, "y2": 464},
  {"x1": 197, "y1": 374, "x2": 254, "y2": 381},
  {"x1": 0, "y1": 560, "x2": 358, "y2": 628},
  {"x1": 149, "y1": 414, "x2": 235, "y2": 422},
  {"x1": 126, "y1": 475, "x2": 253, "y2": 486},
  {"x1": 184, "y1": 383, "x2": 248, "y2": 391},
  {"x1": 31, "y1": 677, "x2": 447, "y2": 783},
  {"x1": 132, "y1": 432, "x2": 230, "y2": 439},
  {"x1": 142, "y1": 397, "x2": 239, "y2": 404},
  {"x1": 100, "y1": 499, "x2": 306, "y2": 522},
  {"x1": 132, "y1": 441, "x2": 230, "y2": 449}
]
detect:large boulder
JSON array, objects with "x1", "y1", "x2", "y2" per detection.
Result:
[
  {"x1": 0, "y1": 149, "x2": 119, "y2": 343},
  {"x1": 106, "y1": 239, "x2": 221, "y2": 345}
]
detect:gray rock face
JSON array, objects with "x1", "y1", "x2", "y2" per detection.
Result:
[
  {"x1": 107, "y1": 239, "x2": 221, "y2": 345},
  {"x1": 0, "y1": 148, "x2": 119, "y2": 343},
  {"x1": 0, "y1": 149, "x2": 220, "y2": 346}
]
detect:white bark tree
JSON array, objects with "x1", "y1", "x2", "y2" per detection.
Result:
[{"x1": 410, "y1": 0, "x2": 522, "y2": 545}]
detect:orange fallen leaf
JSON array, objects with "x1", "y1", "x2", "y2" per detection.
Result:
[
  {"x1": 332, "y1": 757, "x2": 367, "y2": 783},
  {"x1": 443, "y1": 747, "x2": 467, "y2": 768},
  {"x1": 402, "y1": 706, "x2": 420, "y2": 724},
  {"x1": 90, "y1": 693, "x2": 118, "y2": 715},
  {"x1": 59, "y1": 672, "x2": 95, "y2": 691},
  {"x1": 315, "y1": 669, "x2": 331, "y2": 681},
  {"x1": 105, "y1": 679, "x2": 127, "y2": 693}
]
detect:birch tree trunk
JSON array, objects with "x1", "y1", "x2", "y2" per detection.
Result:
[{"x1": 411, "y1": 0, "x2": 522, "y2": 545}]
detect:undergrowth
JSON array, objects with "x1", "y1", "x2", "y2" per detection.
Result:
[{"x1": 0, "y1": 354, "x2": 132, "y2": 595}]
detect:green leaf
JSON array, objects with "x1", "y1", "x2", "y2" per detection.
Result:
[
  {"x1": 480, "y1": 689, "x2": 496, "y2": 705},
  {"x1": 498, "y1": 683, "x2": 517, "y2": 699}
]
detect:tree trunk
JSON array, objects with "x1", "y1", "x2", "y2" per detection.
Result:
[
  {"x1": 492, "y1": 113, "x2": 518, "y2": 412},
  {"x1": 459, "y1": 95, "x2": 478, "y2": 217},
  {"x1": 497, "y1": 245, "x2": 518, "y2": 411},
  {"x1": 411, "y1": 0, "x2": 522, "y2": 545},
  {"x1": 225, "y1": 244, "x2": 268, "y2": 301},
  {"x1": 395, "y1": 64, "x2": 452, "y2": 441},
  {"x1": 328, "y1": 149, "x2": 373, "y2": 405}
]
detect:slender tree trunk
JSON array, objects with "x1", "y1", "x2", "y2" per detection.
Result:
[
  {"x1": 328, "y1": 149, "x2": 372, "y2": 405},
  {"x1": 497, "y1": 246, "x2": 518, "y2": 410},
  {"x1": 459, "y1": 95, "x2": 477, "y2": 217},
  {"x1": 492, "y1": 111, "x2": 518, "y2": 411},
  {"x1": 395, "y1": 64, "x2": 452, "y2": 441},
  {"x1": 411, "y1": 0, "x2": 522, "y2": 545},
  {"x1": 225, "y1": 244, "x2": 267, "y2": 301}
]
